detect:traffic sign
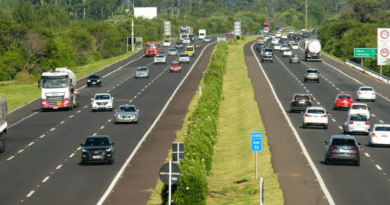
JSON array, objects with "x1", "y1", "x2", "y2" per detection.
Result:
[
  {"x1": 261, "y1": 30, "x2": 264, "y2": 34},
  {"x1": 234, "y1": 21, "x2": 241, "y2": 36},
  {"x1": 354, "y1": 48, "x2": 377, "y2": 58},
  {"x1": 164, "y1": 21, "x2": 171, "y2": 36},
  {"x1": 172, "y1": 142, "x2": 184, "y2": 163},
  {"x1": 159, "y1": 162, "x2": 181, "y2": 185},
  {"x1": 251, "y1": 132, "x2": 262, "y2": 152},
  {"x1": 377, "y1": 28, "x2": 390, "y2": 65}
]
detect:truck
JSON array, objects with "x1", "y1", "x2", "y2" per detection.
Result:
[
  {"x1": 38, "y1": 67, "x2": 80, "y2": 111},
  {"x1": 263, "y1": 21, "x2": 271, "y2": 33},
  {"x1": 144, "y1": 42, "x2": 159, "y2": 57},
  {"x1": 0, "y1": 97, "x2": 7, "y2": 153},
  {"x1": 198, "y1": 29, "x2": 206, "y2": 40},
  {"x1": 180, "y1": 26, "x2": 191, "y2": 40},
  {"x1": 304, "y1": 39, "x2": 322, "y2": 62}
]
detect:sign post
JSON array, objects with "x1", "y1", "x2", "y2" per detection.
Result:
[
  {"x1": 354, "y1": 48, "x2": 377, "y2": 67},
  {"x1": 251, "y1": 132, "x2": 262, "y2": 180},
  {"x1": 260, "y1": 177, "x2": 264, "y2": 205},
  {"x1": 377, "y1": 28, "x2": 390, "y2": 67},
  {"x1": 159, "y1": 161, "x2": 181, "y2": 205}
]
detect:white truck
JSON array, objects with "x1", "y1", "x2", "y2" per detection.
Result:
[
  {"x1": 304, "y1": 39, "x2": 322, "y2": 62},
  {"x1": 0, "y1": 97, "x2": 7, "y2": 153},
  {"x1": 38, "y1": 67, "x2": 80, "y2": 111},
  {"x1": 198, "y1": 29, "x2": 206, "y2": 40}
]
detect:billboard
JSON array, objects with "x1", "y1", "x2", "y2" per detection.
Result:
[
  {"x1": 164, "y1": 21, "x2": 171, "y2": 36},
  {"x1": 134, "y1": 7, "x2": 157, "y2": 19},
  {"x1": 234, "y1": 21, "x2": 241, "y2": 36}
]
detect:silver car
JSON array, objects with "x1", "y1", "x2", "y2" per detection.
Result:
[
  {"x1": 303, "y1": 68, "x2": 319, "y2": 83},
  {"x1": 167, "y1": 48, "x2": 178, "y2": 56},
  {"x1": 324, "y1": 135, "x2": 360, "y2": 166},
  {"x1": 135, "y1": 67, "x2": 149, "y2": 79},
  {"x1": 290, "y1": 55, "x2": 300, "y2": 64},
  {"x1": 154, "y1": 54, "x2": 166, "y2": 65},
  {"x1": 175, "y1": 42, "x2": 183, "y2": 49},
  {"x1": 115, "y1": 105, "x2": 139, "y2": 124},
  {"x1": 343, "y1": 114, "x2": 370, "y2": 135}
]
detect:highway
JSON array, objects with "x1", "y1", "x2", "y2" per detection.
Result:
[
  {"x1": 0, "y1": 36, "x2": 223, "y2": 205},
  {"x1": 250, "y1": 34, "x2": 390, "y2": 204}
]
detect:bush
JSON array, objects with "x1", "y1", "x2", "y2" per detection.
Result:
[{"x1": 15, "y1": 71, "x2": 35, "y2": 84}]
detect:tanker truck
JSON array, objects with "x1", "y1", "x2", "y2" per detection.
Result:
[
  {"x1": 38, "y1": 67, "x2": 80, "y2": 111},
  {"x1": 0, "y1": 97, "x2": 7, "y2": 153},
  {"x1": 304, "y1": 39, "x2": 322, "y2": 62}
]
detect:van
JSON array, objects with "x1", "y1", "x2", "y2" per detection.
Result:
[{"x1": 185, "y1": 46, "x2": 195, "y2": 57}]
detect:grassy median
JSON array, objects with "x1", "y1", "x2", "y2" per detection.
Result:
[
  {"x1": 0, "y1": 50, "x2": 138, "y2": 112},
  {"x1": 206, "y1": 37, "x2": 284, "y2": 204}
]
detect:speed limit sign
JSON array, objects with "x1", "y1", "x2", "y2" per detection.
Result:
[
  {"x1": 378, "y1": 28, "x2": 390, "y2": 65},
  {"x1": 380, "y1": 30, "x2": 389, "y2": 39},
  {"x1": 380, "y1": 48, "x2": 389, "y2": 57}
]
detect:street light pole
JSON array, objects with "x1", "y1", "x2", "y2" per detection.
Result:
[{"x1": 305, "y1": 0, "x2": 308, "y2": 31}]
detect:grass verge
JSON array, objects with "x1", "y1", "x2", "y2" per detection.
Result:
[
  {"x1": 206, "y1": 36, "x2": 284, "y2": 204},
  {"x1": 0, "y1": 50, "x2": 139, "y2": 112}
]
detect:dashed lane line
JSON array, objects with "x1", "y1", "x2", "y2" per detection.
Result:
[
  {"x1": 42, "y1": 176, "x2": 50, "y2": 183},
  {"x1": 28, "y1": 142, "x2": 34, "y2": 146},
  {"x1": 365, "y1": 153, "x2": 370, "y2": 157},
  {"x1": 376, "y1": 165, "x2": 383, "y2": 171},
  {"x1": 7, "y1": 156, "x2": 14, "y2": 161},
  {"x1": 26, "y1": 191, "x2": 35, "y2": 197},
  {"x1": 56, "y1": 165, "x2": 62, "y2": 170}
]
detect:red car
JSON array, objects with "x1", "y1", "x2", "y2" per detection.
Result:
[
  {"x1": 256, "y1": 37, "x2": 264, "y2": 42},
  {"x1": 226, "y1": 31, "x2": 233, "y2": 35},
  {"x1": 334, "y1": 94, "x2": 354, "y2": 110},
  {"x1": 170, "y1": 61, "x2": 181, "y2": 72}
]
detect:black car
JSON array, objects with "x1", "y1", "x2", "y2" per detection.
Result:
[
  {"x1": 294, "y1": 35, "x2": 300, "y2": 40},
  {"x1": 290, "y1": 93, "x2": 312, "y2": 112},
  {"x1": 189, "y1": 34, "x2": 195, "y2": 42},
  {"x1": 87, "y1": 74, "x2": 102, "y2": 87},
  {"x1": 81, "y1": 135, "x2": 115, "y2": 165}
]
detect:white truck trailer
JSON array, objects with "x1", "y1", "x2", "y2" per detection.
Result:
[
  {"x1": 304, "y1": 39, "x2": 322, "y2": 62},
  {"x1": 0, "y1": 97, "x2": 7, "y2": 153},
  {"x1": 198, "y1": 29, "x2": 206, "y2": 40}
]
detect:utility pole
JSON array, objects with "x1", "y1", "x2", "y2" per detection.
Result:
[
  {"x1": 132, "y1": 18, "x2": 134, "y2": 52},
  {"x1": 305, "y1": 0, "x2": 308, "y2": 31}
]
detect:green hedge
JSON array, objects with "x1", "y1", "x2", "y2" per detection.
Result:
[{"x1": 172, "y1": 42, "x2": 228, "y2": 205}]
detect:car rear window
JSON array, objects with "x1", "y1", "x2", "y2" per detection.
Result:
[
  {"x1": 339, "y1": 95, "x2": 351, "y2": 99},
  {"x1": 95, "y1": 95, "x2": 110, "y2": 100},
  {"x1": 352, "y1": 105, "x2": 366, "y2": 109},
  {"x1": 137, "y1": 68, "x2": 147, "y2": 71},
  {"x1": 265, "y1": 49, "x2": 273, "y2": 52},
  {"x1": 172, "y1": 62, "x2": 180, "y2": 66},
  {"x1": 306, "y1": 70, "x2": 317, "y2": 73},
  {"x1": 375, "y1": 127, "x2": 390, "y2": 131},
  {"x1": 360, "y1": 88, "x2": 373, "y2": 91},
  {"x1": 307, "y1": 109, "x2": 325, "y2": 114},
  {"x1": 331, "y1": 139, "x2": 357, "y2": 146},
  {"x1": 350, "y1": 116, "x2": 368, "y2": 121},
  {"x1": 118, "y1": 106, "x2": 135, "y2": 112}
]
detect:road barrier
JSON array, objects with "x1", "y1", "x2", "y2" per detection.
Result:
[{"x1": 346, "y1": 60, "x2": 390, "y2": 84}]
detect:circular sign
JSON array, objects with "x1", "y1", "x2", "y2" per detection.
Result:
[
  {"x1": 380, "y1": 48, "x2": 389, "y2": 57},
  {"x1": 380, "y1": 30, "x2": 389, "y2": 39},
  {"x1": 159, "y1": 162, "x2": 181, "y2": 185}
]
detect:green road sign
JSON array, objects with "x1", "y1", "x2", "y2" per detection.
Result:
[{"x1": 354, "y1": 48, "x2": 377, "y2": 58}]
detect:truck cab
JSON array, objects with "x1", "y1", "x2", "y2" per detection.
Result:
[{"x1": 144, "y1": 42, "x2": 159, "y2": 57}]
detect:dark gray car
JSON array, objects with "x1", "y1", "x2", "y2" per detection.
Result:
[
  {"x1": 290, "y1": 55, "x2": 300, "y2": 64},
  {"x1": 290, "y1": 93, "x2": 312, "y2": 112},
  {"x1": 81, "y1": 135, "x2": 115, "y2": 165},
  {"x1": 324, "y1": 135, "x2": 360, "y2": 166},
  {"x1": 115, "y1": 105, "x2": 139, "y2": 124}
]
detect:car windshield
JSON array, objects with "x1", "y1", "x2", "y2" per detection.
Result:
[
  {"x1": 145, "y1": 44, "x2": 156, "y2": 49},
  {"x1": 339, "y1": 95, "x2": 352, "y2": 99},
  {"x1": 118, "y1": 106, "x2": 136, "y2": 112},
  {"x1": 352, "y1": 105, "x2": 366, "y2": 109},
  {"x1": 186, "y1": 47, "x2": 194, "y2": 51},
  {"x1": 137, "y1": 67, "x2": 147, "y2": 71},
  {"x1": 375, "y1": 127, "x2": 390, "y2": 131},
  {"x1": 350, "y1": 115, "x2": 368, "y2": 121},
  {"x1": 307, "y1": 109, "x2": 325, "y2": 114},
  {"x1": 88, "y1": 75, "x2": 99, "y2": 79},
  {"x1": 331, "y1": 139, "x2": 357, "y2": 146},
  {"x1": 95, "y1": 95, "x2": 110, "y2": 100},
  {"x1": 42, "y1": 78, "x2": 68, "y2": 88},
  {"x1": 84, "y1": 137, "x2": 110, "y2": 146},
  {"x1": 172, "y1": 62, "x2": 180, "y2": 66},
  {"x1": 360, "y1": 88, "x2": 373, "y2": 91},
  {"x1": 205, "y1": 37, "x2": 210, "y2": 39}
]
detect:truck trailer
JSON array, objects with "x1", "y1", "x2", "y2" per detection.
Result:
[{"x1": 304, "y1": 39, "x2": 322, "y2": 62}]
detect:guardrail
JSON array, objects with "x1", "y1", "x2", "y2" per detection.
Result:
[{"x1": 346, "y1": 60, "x2": 390, "y2": 84}]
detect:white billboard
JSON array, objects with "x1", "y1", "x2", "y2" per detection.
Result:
[
  {"x1": 234, "y1": 21, "x2": 241, "y2": 36},
  {"x1": 134, "y1": 7, "x2": 157, "y2": 19},
  {"x1": 377, "y1": 28, "x2": 390, "y2": 65},
  {"x1": 164, "y1": 21, "x2": 171, "y2": 36}
]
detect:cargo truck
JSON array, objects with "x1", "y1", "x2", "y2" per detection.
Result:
[
  {"x1": 0, "y1": 97, "x2": 7, "y2": 153},
  {"x1": 304, "y1": 39, "x2": 322, "y2": 62},
  {"x1": 198, "y1": 29, "x2": 206, "y2": 40}
]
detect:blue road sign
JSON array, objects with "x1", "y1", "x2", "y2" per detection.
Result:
[
  {"x1": 251, "y1": 132, "x2": 262, "y2": 151},
  {"x1": 261, "y1": 30, "x2": 264, "y2": 34}
]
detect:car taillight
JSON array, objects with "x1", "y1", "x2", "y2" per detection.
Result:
[
  {"x1": 358, "y1": 93, "x2": 362, "y2": 95},
  {"x1": 350, "y1": 147, "x2": 359, "y2": 151},
  {"x1": 365, "y1": 122, "x2": 370, "y2": 126},
  {"x1": 305, "y1": 114, "x2": 311, "y2": 117},
  {"x1": 329, "y1": 146, "x2": 337, "y2": 150},
  {"x1": 349, "y1": 121, "x2": 354, "y2": 124},
  {"x1": 351, "y1": 154, "x2": 359, "y2": 157},
  {"x1": 308, "y1": 97, "x2": 311, "y2": 102},
  {"x1": 321, "y1": 114, "x2": 327, "y2": 118},
  {"x1": 372, "y1": 93, "x2": 375, "y2": 95},
  {"x1": 293, "y1": 97, "x2": 295, "y2": 101},
  {"x1": 372, "y1": 133, "x2": 377, "y2": 137}
]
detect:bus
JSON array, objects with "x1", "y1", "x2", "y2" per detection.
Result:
[
  {"x1": 263, "y1": 22, "x2": 271, "y2": 33},
  {"x1": 144, "y1": 42, "x2": 158, "y2": 57}
]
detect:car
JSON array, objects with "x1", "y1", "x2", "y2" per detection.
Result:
[
  {"x1": 182, "y1": 38, "x2": 191, "y2": 44},
  {"x1": 185, "y1": 45, "x2": 195, "y2": 57},
  {"x1": 292, "y1": 43, "x2": 299, "y2": 50},
  {"x1": 290, "y1": 93, "x2": 312, "y2": 112},
  {"x1": 274, "y1": 44, "x2": 281, "y2": 50},
  {"x1": 271, "y1": 38, "x2": 279, "y2": 45},
  {"x1": 368, "y1": 124, "x2": 390, "y2": 146},
  {"x1": 167, "y1": 48, "x2": 178, "y2": 56},
  {"x1": 279, "y1": 44, "x2": 289, "y2": 51},
  {"x1": 154, "y1": 54, "x2": 166, "y2": 65},
  {"x1": 179, "y1": 53, "x2": 190, "y2": 64},
  {"x1": 87, "y1": 74, "x2": 102, "y2": 87},
  {"x1": 204, "y1": 36, "x2": 211, "y2": 42},
  {"x1": 115, "y1": 104, "x2": 139, "y2": 124},
  {"x1": 135, "y1": 66, "x2": 149, "y2": 79},
  {"x1": 324, "y1": 135, "x2": 360, "y2": 166},
  {"x1": 288, "y1": 33, "x2": 294, "y2": 38},
  {"x1": 334, "y1": 94, "x2": 354, "y2": 110},
  {"x1": 80, "y1": 135, "x2": 115, "y2": 165},
  {"x1": 290, "y1": 55, "x2": 300, "y2": 64},
  {"x1": 287, "y1": 41, "x2": 295, "y2": 47},
  {"x1": 294, "y1": 35, "x2": 300, "y2": 40},
  {"x1": 281, "y1": 34, "x2": 288, "y2": 40},
  {"x1": 175, "y1": 42, "x2": 183, "y2": 49},
  {"x1": 283, "y1": 48, "x2": 292, "y2": 57},
  {"x1": 303, "y1": 68, "x2": 320, "y2": 83},
  {"x1": 343, "y1": 114, "x2": 370, "y2": 135},
  {"x1": 189, "y1": 34, "x2": 195, "y2": 42},
  {"x1": 302, "y1": 32, "x2": 309, "y2": 37},
  {"x1": 348, "y1": 103, "x2": 370, "y2": 119},
  {"x1": 275, "y1": 32, "x2": 281, "y2": 38},
  {"x1": 302, "y1": 106, "x2": 329, "y2": 129},
  {"x1": 356, "y1": 86, "x2": 376, "y2": 101},
  {"x1": 91, "y1": 93, "x2": 114, "y2": 111},
  {"x1": 170, "y1": 61, "x2": 182, "y2": 72},
  {"x1": 259, "y1": 47, "x2": 268, "y2": 55},
  {"x1": 193, "y1": 41, "x2": 201, "y2": 48},
  {"x1": 226, "y1": 31, "x2": 233, "y2": 35},
  {"x1": 261, "y1": 48, "x2": 274, "y2": 63},
  {"x1": 256, "y1": 42, "x2": 266, "y2": 51},
  {"x1": 163, "y1": 40, "x2": 171, "y2": 47}
]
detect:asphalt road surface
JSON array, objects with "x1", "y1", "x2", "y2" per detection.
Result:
[
  {"x1": 249, "y1": 33, "x2": 390, "y2": 204},
  {"x1": 1, "y1": 35, "x2": 226, "y2": 205}
]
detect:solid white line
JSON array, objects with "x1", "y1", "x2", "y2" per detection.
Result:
[
  {"x1": 8, "y1": 112, "x2": 39, "y2": 129},
  {"x1": 18, "y1": 149, "x2": 24, "y2": 153},
  {"x1": 50, "y1": 128, "x2": 55, "y2": 131},
  {"x1": 69, "y1": 153, "x2": 75, "y2": 158},
  {"x1": 28, "y1": 142, "x2": 34, "y2": 146},
  {"x1": 376, "y1": 165, "x2": 383, "y2": 170},
  {"x1": 60, "y1": 121, "x2": 65, "y2": 124},
  {"x1": 7, "y1": 156, "x2": 14, "y2": 161},
  {"x1": 26, "y1": 191, "x2": 35, "y2": 197},
  {"x1": 56, "y1": 165, "x2": 62, "y2": 169},
  {"x1": 365, "y1": 153, "x2": 370, "y2": 157},
  {"x1": 42, "y1": 176, "x2": 50, "y2": 183},
  {"x1": 96, "y1": 40, "x2": 218, "y2": 205},
  {"x1": 39, "y1": 135, "x2": 45, "y2": 138},
  {"x1": 251, "y1": 42, "x2": 335, "y2": 205}
]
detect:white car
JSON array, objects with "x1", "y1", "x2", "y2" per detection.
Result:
[
  {"x1": 182, "y1": 38, "x2": 191, "y2": 44},
  {"x1": 287, "y1": 41, "x2": 295, "y2": 47},
  {"x1": 282, "y1": 34, "x2": 288, "y2": 40},
  {"x1": 369, "y1": 124, "x2": 390, "y2": 146},
  {"x1": 163, "y1": 40, "x2": 171, "y2": 47},
  {"x1": 154, "y1": 54, "x2": 166, "y2": 65},
  {"x1": 280, "y1": 44, "x2": 289, "y2": 51},
  {"x1": 348, "y1": 103, "x2": 370, "y2": 119},
  {"x1": 204, "y1": 36, "x2": 211, "y2": 42},
  {"x1": 302, "y1": 106, "x2": 328, "y2": 129},
  {"x1": 274, "y1": 44, "x2": 281, "y2": 50},
  {"x1": 343, "y1": 114, "x2": 370, "y2": 135},
  {"x1": 292, "y1": 43, "x2": 299, "y2": 50},
  {"x1": 179, "y1": 53, "x2": 190, "y2": 64},
  {"x1": 356, "y1": 86, "x2": 376, "y2": 101},
  {"x1": 271, "y1": 38, "x2": 279, "y2": 45},
  {"x1": 283, "y1": 49, "x2": 292, "y2": 57},
  {"x1": 276, "y1": 33, "x2": 281, "y2": 38},
  {"x1": 92, "y1": 93, "x2": 114, "y2": 111}
]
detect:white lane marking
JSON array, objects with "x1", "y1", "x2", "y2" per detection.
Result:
[
  {"x1": 332, "y1": 119, "x2": 336, "y2": 122},
  {"x1": 18, "y1": 149, "x2": 24, "y2": 153},
  {"x1": 338, "y1": 126, "x2": 342, "y2": 129},
  {"x1": 70, "y1": 115, "x2": 74, "y2": 118},
  {"x1": 100, "y1": 126, "x2": 104, "y2": 129},
  {"x1": 108, "y1": 119, "x2": 111, "y2": 122},
  {"x1": 365, "y1": 153, "x2": 370, "y2": 157},
  {"x1": 69, "y1": 153, "x2": 75, "y2": 158},
  {"x1": 107, "y1": 90, "x2": 111, "y2": 92},
  {"x1": 97, "y1": 40, "x2": 218, "y2": 205},
  {"x1": 77, "y1": 147, "x2": 82, "y2": 150},
  {"x1": 7, "y1": 156, "x2": 14, "y2": 161},
  {"x1": 56, "y1": 165, "x2": 62, "y2": 169},
  {"x1": 8, "y1": 112, "x2": 39, "y2": 129},
  {"x1": 28, "y1": 142, "x2": 34, "y2": 146},
  {"x1": 376, "y1": 165, "x2": 383, "y2": 170},
  {"x1": 93, "y1": 133, "x2": 97, "y2": 136},
  {"x1": 84, "y1": 105, "x2": 88, "y2": 108},
  {"x1": 50, "y1": 128, "x2": 55, "y2": 131},
  {"x1": 77, "y1": 110, "x2": 81, "y2": 113},
  {"x1": 380, "y1": 120, "x2": 384, "y2": 123},
  {"x1": 249, "y1": 43, "x2": 335, "y2": 205},
  {"x1": 26, "y1": 191, "x2": 35, "y2": 197},
  {"x1": 39, "y1": 135, "x2": 45, "y2": 138},
  {"x1": 60, "y1": 121, "x2": 65, "y2": 124},
  {"x1": 42, "y1": 176, "x2": 50, "y2": 183},
  {"x1": 372, "y1": 114, "x2": 376, "y2": 117}
]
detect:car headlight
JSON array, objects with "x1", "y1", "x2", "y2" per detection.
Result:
[
  {"x1": 97, "y1": 80, "x2": 100, "y2": 82},
  {"x1": 132, "y1": 115, "x2": 136, "y2": 118},
  {"x1": 106, "y1": 148, "x2": 112, "y2": 152},
  {"x1": 88, "y1": 80, "x2": 91, "y2": 82},
  {"x1": 117, "y1": 115, "x2": 121, "y2": 118},
  {"x1": 82, "y1": 149, "x2": 87, "y2": 152}
]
